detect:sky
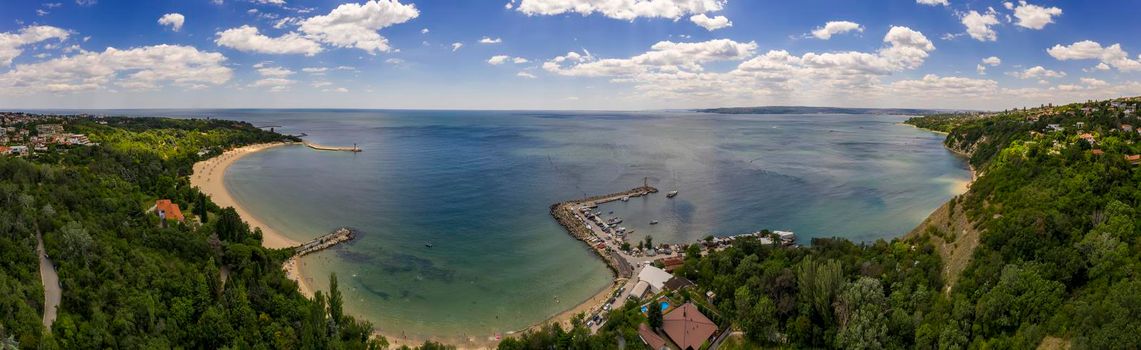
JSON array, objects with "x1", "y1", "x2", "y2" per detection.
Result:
[{"x1": 0, "y1": 0, "x2": 1139, "y2": 110}]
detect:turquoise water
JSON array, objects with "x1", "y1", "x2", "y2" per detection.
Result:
[{"x1": 147, "y1": 109, "x2": 966, "y2": 340}]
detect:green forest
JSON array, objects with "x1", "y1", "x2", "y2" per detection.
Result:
[{"x1": 4, "y1": 97, "x2": 1141, "y2": 350}]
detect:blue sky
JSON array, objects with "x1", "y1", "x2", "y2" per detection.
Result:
[{"x1": 0, "y1": 0, "x2": 1139, "y2": 110}]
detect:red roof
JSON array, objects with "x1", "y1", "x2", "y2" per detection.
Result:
[
  {"x1": 662, "y1": 303, "x2": 717, "y2": 350},
  {"x1": 155, "y1": 199, "x2": 185, "y2": 222},
  {"x1": 638, "y1": 324, "x2": 669, "y2": 350},
  {"x1": 1091, "y1": 149, "x2": 1105, "y2": 156},
  {"x1": 1126, "y1": 155, "x2": 1141, "y2": 163}
]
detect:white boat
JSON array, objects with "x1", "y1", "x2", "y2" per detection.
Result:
[
  {"x1": 666, "y1": 190, "x2": 679, "y2": 198},
  {"x1": 621, "y1": 196, "x2": 630, "y2": 202}
]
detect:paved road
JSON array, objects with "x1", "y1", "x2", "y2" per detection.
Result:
[{"x1": 37, "y1": 233, "x2": 61, "y2": 330}]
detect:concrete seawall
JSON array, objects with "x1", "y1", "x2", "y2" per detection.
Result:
[{"x1": 549, "y1": 185, "x2": 657, "y2": 279}]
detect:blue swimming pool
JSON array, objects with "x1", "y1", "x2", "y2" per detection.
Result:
[{"x1": 641, "y1": 301, "x2": 670, "y2": 314}]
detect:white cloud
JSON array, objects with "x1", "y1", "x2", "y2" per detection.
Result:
[
  {"x1": 811, "y1": 21, "x2": 863, "y2": 40},
  {"x1": 1048, "y1": 40, "x2": 1141, "y2": 72},
  {"x1": 961, "y1": 9, "x2": 999, "y2": 42},
  {"x1": 421, "y1": 28, "x2": 429, "y2": 34},
  {"x1": 252, "y1": 64, "x2": 294, "y2": 92},
  {"x1": 977, "y1": 56, "x2": 1001, "y2": 74},
  {"x1": 488, "y1": 55, "x2": 528, "y2": 65},
  {"x1": 479, "y1": 37, "x2": 502, "y2": 44},
  {"x1": 541, "y1": 27, "x2": 936, "y2": 104},
  {"x1": 158, "y1": 13, "x2": 185, "y2": 32},
  {"x1": 385, "y1": 58, "x2": 404, "y2": 64},
  {"x1": 0, "y1": 25, "x2": 70, "y2": 66},
  {"x1": 513, "y1": 0, "x2": 726, "y2": 21},
  {"x1": 690, "y1": 14, "x2": 732, "y2": 31},
  {"x1": 890, "y1": 74, "x2": 998, "y2": 97},
  {"x1": 1011, "y1": 1, "x2": 1062, "y2": 29},
  {"x1": 517, "y1": 71, "x2": 537, "y2": 79},
  {"x1": 0, "y1": 45, "x2": 231, "y2": 94},
  {"x1": 451, "y1": 42, "x2": 463, "y2": 51},
  {"x1": 215, "y1": 25, "x2": 323, "y2": 56},
  {"x1": 298, "y1": 0, "x2": 420, "y2": 54},
  {"x1": 302, "y1": 67, "x2": 329, "y2": 74},
  {"x1": 1008, "y1": 65, "x2": 1066, "y2": 79},
  {"x1": 916, "y1": 0, "x2": 949, "y2": 6}
]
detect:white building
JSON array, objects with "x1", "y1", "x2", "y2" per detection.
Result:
[{"x1": 638, "y1": 265, "x2": 673, "y2": 294}]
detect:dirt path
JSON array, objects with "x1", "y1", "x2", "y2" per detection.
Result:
[{"x1": 37, "y1": 233, "x2": 61, "y2": 330}]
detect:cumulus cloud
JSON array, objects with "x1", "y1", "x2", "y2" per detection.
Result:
[
  {"x1": 690, "y1": 14, "x2": 732, "y2": 31},
  {"x1": 517, "y1": 71, "x2": 537, "y2": 78},
  {"x1": 298, "y1": 0, "x2": 420, "y2": 54},
  {"x1": 479, "y1": 37, "x2": 502, "y2": 44},
  {"x1": 215, "y1": 25, "x2": 323, "y2": 55},
  {"x1": 811, "y1": 21, "x2": 863, "y2": 40},
  {"x1": 512, "y1": 0, "x2": 726, "y2": 21},
  {"x1": 251, "y1": 65, "x2": 295, "y2": 91},
  {"x1": 488, "y1": 55, "x2": 529, "y2": 65},
  {"x1": 158, "y1": 13, "x2": 185, "y2": 32},
  {"x1": 961, "y1": 9, "x2": 999, "y2": 42},
  {"x1": 1008, "y1": 65, "x2": 1066, "y2": 79},
  {"x1": 541, "y1": 27, "x2": 937, "y2": 103},
  {"x1": 890, "y1": 74, "x2": 998, "y2": 97},
  {"x1": 0, "y1": 45, "x2": 231, "y2": 94},
  {"x1": 451, "y1": 42, "x2": 463, "y2": 51},
  {"x1": 976, "y1": 56, "x2": 1001, "y2": 74},
  {"x1": 1048, "y1": 40, "x2": 1141, "y2": 72},
  {"x1": 1010, "y1": 1, "x2": 1062, "y2": 29},
  {"x1": 916, "y1": 0, "x2": 949, "y2": 6},
  {"x1": 0, "y1": 25, "x2": 70, "y2": 66}
]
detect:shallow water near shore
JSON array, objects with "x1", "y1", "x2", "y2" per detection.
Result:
[{"x1": 105, "y1": 109, "x2": 970, "y2": 340}]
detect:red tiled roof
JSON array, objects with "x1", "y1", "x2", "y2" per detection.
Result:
[
  {"x1": 662, "y1": 303, "x2": 717, "y2": 350},
  {"x1": 638, "y1": 324, "x2": 669, "y2": 350},
  {"x1": 155, "y1": 199, "x2": 185, "y2": 222},
  {"x1": 1091, "y1": 149, "x2": 1105, "y2": 156},
  {"x1": 1125, "y1": 155, "x2": 1141, "y2": 163}
]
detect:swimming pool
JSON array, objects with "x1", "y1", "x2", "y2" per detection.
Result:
[{"x1": 641, "y1": 301, "x2": 670, "y2": 314}]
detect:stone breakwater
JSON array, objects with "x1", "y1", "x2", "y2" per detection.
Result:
[{"x1": 549, "y1": 185, "x2": 657, "y2": 278}]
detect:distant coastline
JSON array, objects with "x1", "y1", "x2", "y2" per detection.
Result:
[{"x1": 696, "y1": 105, "x2": 964, "y2": 115}]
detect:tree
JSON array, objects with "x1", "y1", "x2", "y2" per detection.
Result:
[
  {"x1": 834, "y1": 277, "x2": 888, "y2": 350},
  {"x1": 647, "y1": 302, "x2": 663, "y2": 329},
  {"x1": 215, "y1": 207, "x2": 249, "y2": 242},
  {"x1": 329, "y1": 274, "x2": 344, "y2": 328},
  {"x1": 796, "y1": 256, "x2": 843, "y2": 327}
]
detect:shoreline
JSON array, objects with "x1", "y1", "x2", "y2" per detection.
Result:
[{"x1": 190, "y1": 142, "x2": 315, "y2": 298}]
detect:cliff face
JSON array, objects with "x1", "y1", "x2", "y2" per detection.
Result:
[{"x1": 908, "y1": 128, "x2": 983, "y2": 294}]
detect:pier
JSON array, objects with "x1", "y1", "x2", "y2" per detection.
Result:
[
  {"x1": 550, "y1": 185, "x2": 657, "y2": 278},
  {"x1": 304, "y1": 141, "x2": 362, "y2": 152},
  {"x1": 294, "y1": 227, "x2": 357, "y2": 257}
]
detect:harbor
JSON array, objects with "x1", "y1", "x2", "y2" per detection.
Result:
[{"x1": 549, "y1": 182, "x2": 799, "y2": 335}]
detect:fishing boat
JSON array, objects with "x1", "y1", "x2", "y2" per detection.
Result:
[
  {"x1": 649, "y1": 220, "x2": 659, "y2": 225},
  {"x1": 425, "y1": 242, "x2": 433, "y2": 248},
  {"x1": 666, "y1": 190, "x2": 679, "y2": 198}
]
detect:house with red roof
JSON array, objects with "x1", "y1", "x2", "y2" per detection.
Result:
[
  {"x1": 638, "y1": 324, "x2": 669, "y2": 350},
  {"x1": 1126, "y1": 154, "x2": 1141, "y2": 165},
  {"x1": 155, "y1": 199, "x2": 185, "y2": 223},
  {"x1": 662, "y1": 303, "x2": 718, "y2": 350}
]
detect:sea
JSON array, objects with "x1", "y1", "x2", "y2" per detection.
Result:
[{"x1": 46, "y1": 109, "x2": 971, "y2": 341}]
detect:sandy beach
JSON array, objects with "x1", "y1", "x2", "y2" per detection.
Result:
[
  {"x1": 192, "y1": 142, "x2": 631, "y2": 349},
  {"x1": 190, "y1": 142, "x2": 315, "y2": 298}
]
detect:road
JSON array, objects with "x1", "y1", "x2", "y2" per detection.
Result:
[{"x1": 37, "y1": 233, "x2": 61, "y2": 330}]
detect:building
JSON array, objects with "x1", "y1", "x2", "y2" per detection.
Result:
[
  {"x1": 1126, "y1": 155, "x2": 1141, "y2": 165},
  {"x1": 662, "y1": 303, "x2": 718, "y2": 350},
  {"x1": 1091, "y1": 149, "x2": 1105, "y2": 156},
  {"x1": 36, "y1": 124, "x2": 64, "y2": 136},
  {"x1": 638, "y1": 265, "x2": 674, "y2": 294},
  {"x1": 9, "y1": 145, "x2": 28, "y2": 156},
  {"x1": 663, "y1": 276, "x2": 695, "y2": 291},
  {"x1": 658, "y1": 256, "x2": 684, "y2": 272},
  {"x1": 1079, "y1": 133, "x2": 1096, "y2": 145},
  {"x1": 154, "y1": 199, "x2": 185, "y2": 223},
  {"x1": 630, "y1": 280, "x2": 651, "y2": 300},
  {"x1": 638, "y1": 324, "x2": 670, "y2": 350}
]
